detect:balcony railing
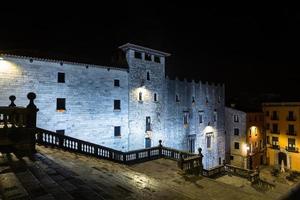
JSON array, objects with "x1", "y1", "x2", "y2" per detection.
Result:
[
  {"x1": 286, "y1": 130, "x2": 297, "y2": 136},
  {"x1": 287, "y1": 116, "x2": 297, "y2": 121},
  {"x1": 271, "y1": 115, "x2": 279, "y2": 120},
  {"x1": 285, "y1": 146, "x2": 299, "y2": 153},
  {"x1": 270, "y1": 129, "x2": 280, "y2": 134}
]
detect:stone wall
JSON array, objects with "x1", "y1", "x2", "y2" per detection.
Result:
[
  {"x1": 0, "y1": 56, "x2": 129, "y2": 151},
  {"x1": 225, "y1": 107, "x2": 247, "y2": 168}
]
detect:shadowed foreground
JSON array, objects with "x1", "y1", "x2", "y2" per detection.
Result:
[{"x1": 0, "y1": 146, "x2": 297, "y2": 200}]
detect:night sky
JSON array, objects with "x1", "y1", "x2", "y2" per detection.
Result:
[{"x1": 1, "y1": 5, "x2": 300, "y2": 109}]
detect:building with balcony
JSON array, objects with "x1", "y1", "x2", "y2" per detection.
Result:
[{"x1": 262, "y1": 102, "x2": 300, "y2": 171}]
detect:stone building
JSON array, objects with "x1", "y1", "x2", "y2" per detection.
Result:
[
  {"x1": 246, "y1": 112, "x2": 266, "y2": 169},
  {"x1": 263, "y1": 102, "x2": 300, "y2": 171},
  {"x1": 0, "y1": 43, "x2": 225, "y2": 169},
  {"x1": 225, "y1": 107, "x2": 247, "y2": 168}
]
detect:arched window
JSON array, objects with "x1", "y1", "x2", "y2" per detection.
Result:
[{"x1": 147, "y1": 71, "x2": 150, "y2": 81}]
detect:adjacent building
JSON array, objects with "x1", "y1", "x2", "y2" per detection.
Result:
[
  {"x1": 0, "y1": 43, "x2": 226, "y2": 169},
  {"x1": 246, "y1": 112, "x2": 266, "y2": 169},
  {"x1": 225, "y1": 107, "x2": 247, "y2": 168},
  {"x1": 263, "y1": 102, "x2": 300, "y2": 171}
]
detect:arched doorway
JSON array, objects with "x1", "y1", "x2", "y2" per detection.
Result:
[{"x1": 278, "y1": 152, "x2": 287, "y2": 166}]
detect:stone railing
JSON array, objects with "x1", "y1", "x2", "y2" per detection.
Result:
[
  {"x1": 0, "y1": 93, "x2": 39, "y2": 157},
  {"x1": 202, "y1": 165, "x2": 225, "y2": 177},
  {"x1": 225, "y1": 164, "x2": 259, "y2": 183},
  {"x1": 35, "y1": 128, "x2": 198, "y2": 167}
]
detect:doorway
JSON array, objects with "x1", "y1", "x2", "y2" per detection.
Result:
[{"x1": 278, "y1": 152, "x2": 287, "y2": 166}]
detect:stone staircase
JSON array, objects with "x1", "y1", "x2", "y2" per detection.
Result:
[{"x1": 0, "y1": 152, "x2": 114, "y2": 200}]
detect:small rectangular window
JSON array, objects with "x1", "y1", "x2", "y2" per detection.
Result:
[
  {"x1": 234, "y1": 142, "x2": 240, "y2": 149},
  {"x1": 176, "y1": 94, "x2": 180, "y2": 102},
  {"x1": 154, "y1": 93, "x2": 158, "y2": 102},
  {"x1": 147, "y1": 72, "x2": 150, "y2": 81},
  {"x1": 134, "y1": 51, "x2": 142, "y2": 59},
  {"x1": 183, "y1": 112, "x2": 189, "y2": 125},
  {"x1": 234, "y1": 115, "x2": 239, "y2": 122},
  {"x1": 230, "y1": 156, "x2": 234, "y2": 160},
  {"x1": 56, "y1": 130, "x2": 65, "y2": 135},
  {"x1": 207, "y1": 135, "x2": 212, "y2": 149},
  {"x1": 234, "y1": 128, "x2": 239, "y2": 136},
  {"x1": 114, "y1": 100, "x2": 121, "y2": 110},
  {"x1": 114, "y1": 79, "x2": 120, "y2": 87},
  {"x1": 154, "y1": 56, "x2": 160, "y2": 63},
  {"x1": 58, "y1": 72, "x2": 65, "y2": 83},
  {"x1": 199, "y1": 113, "x2": 203, "y2": 123},
  {"x1": 145, "y1": 53, "x2": 152, "y2": 61},
  {"x1": 114, "y1": 126, "x2": 121, "y2": 136},
  {"x1": 56, "y1": 98, "x2": 66, "y2": 111}
]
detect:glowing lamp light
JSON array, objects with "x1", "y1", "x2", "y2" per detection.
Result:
[{"x1": 0, "y1": 57, "x2": 3, "y2": 60}]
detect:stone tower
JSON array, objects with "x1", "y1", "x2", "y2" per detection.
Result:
[{"x1": 119, "y1": 43, "x2": 170, "y2": 150}]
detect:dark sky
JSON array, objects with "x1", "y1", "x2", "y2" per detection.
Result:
[{"x1": 1, "y1": 5, "x2": 300, "y2": 106}]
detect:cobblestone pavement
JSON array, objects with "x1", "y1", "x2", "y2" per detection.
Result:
[{"x1": 1, "y1": 146, "x2": 298, "y2": 200}]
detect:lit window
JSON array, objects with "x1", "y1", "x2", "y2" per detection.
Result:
[
  {"x1": 114, "y1": 100, "x2": 121, "y2": 110},
  {"x1": 58, "y1": 72, "x2": 65, "y2": 83},
  {"x1": 56, "y1": 98, "x2": 66, "y2": 111},
  {"x1": 114, "y1": 126, "x2": 121, "y2": 137}
]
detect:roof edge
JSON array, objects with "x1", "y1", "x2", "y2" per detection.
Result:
[{"x1": 118, "y1": 43, "x2": 171, "y2": 57}]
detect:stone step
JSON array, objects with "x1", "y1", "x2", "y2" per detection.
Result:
[{"x1": 0, "y1": 172, "x2": 29, "y2": 200}]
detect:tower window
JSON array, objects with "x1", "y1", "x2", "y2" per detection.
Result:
[
  {"x1": 56, "y1": 98, "x2": 66, "y2": 111},
  {"x1": 145, "y1": 53, "x2": 152, "y2": 61},
  {"x1": 114, "y1": 126, "x2": 121, "y2": 137},
  {"x1": 114, "y1": 79, "x2": 120, "y2": 87},
  {"x1": 154, "y1": 93, "x2": 158, "y2": 102},
  {"x1": 154, "y1": 56, "x2": 160, "y2": 63},
  {"x1": 207, "y1": 134, "x2": 212, "y2": 149},
  {"x1": 233, "y1": 115, "x2": 239, "y2": 122},
  {"x1": 114, "y1": 100, "x2": 121, "y2": 110},
  {"x1": 213, "y1": 111, "x2": 217, "y2": 122},
  {"x1": 139, "y1": 92, "x2": 143, "y2": 101},
  {"x1": 234, "y1": 142, "x2": 240, "y2": 149},
  {"x1": 147, "y1": 71, "x2": 150, "y2": 80},
  {"x1": 199, "y1": 111, "x2": 203, "y2": 123},
  {"x1": 146, "y1": 116, "x2": 151, "y2": 131},
  {"x1": 234, "y1": 128, "x2": 239, "y2": 136},
  {"x1": 183, "y1": 112, "x2": 189, "y2": 125},
  {"x1": 176, "y1": 94, "x2": 180, "y2": 102},
  {"x1": 58, "y1": 72, "x2": 65, "y2": 83},
  {"x1": 134, "y1": 51, "x2": 142, "y2": 59},
  {"x1": 192, "y1": 96, "x2": 195, "y2": 104}
]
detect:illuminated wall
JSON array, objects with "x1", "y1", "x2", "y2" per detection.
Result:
[
  {"x1": 263, "y1": 103, "x2": 300, "y2": 171},
  {"x1": 0, "y1": 56, "x2": 129, "y2": 151},
  {"x1": 225, "y1": 107, "x2": 247, "y2": 168},
  {"x1": 0, "y1": 44, "x2": 226, "y2": 169}
]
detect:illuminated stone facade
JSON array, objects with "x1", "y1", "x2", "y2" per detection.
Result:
[
  {"x1": 0, "y1": 44, "x2": 225, "y2": 169},
  {"x1": 263, "y1": 102, "x2": 300, "y2": 171},
  {"x1": 225, "y1": 107, "x2": 247, "y2": 168}
]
